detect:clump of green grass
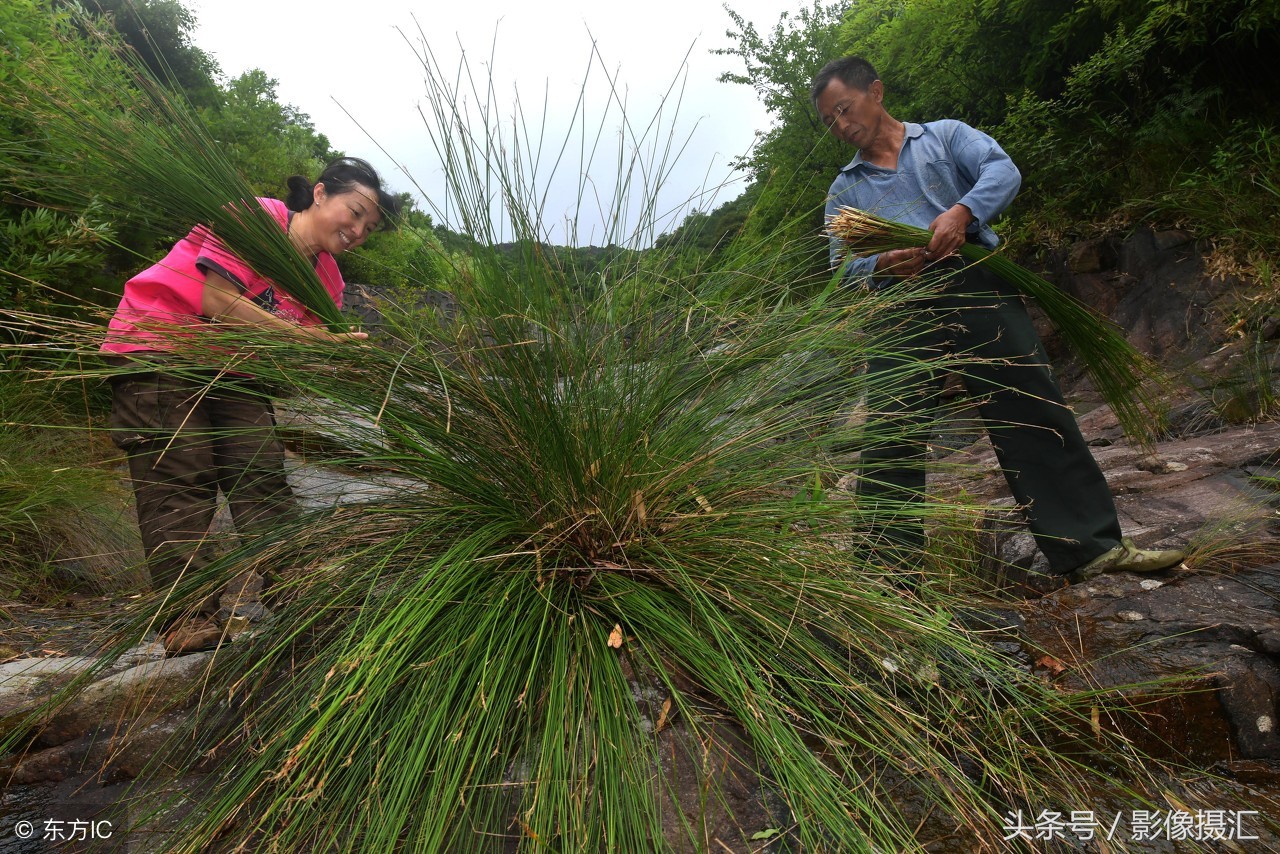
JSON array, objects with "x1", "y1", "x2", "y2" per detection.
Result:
[
  {"x1": 109, "y1": 287, "x2": 1169, "y2": 852},
  {"x1": 0, "y1": 360, "x2": 142, "y2": 599},
  {"x1": 0, "y1": 20, "x2": 1195, "y2": 852}
]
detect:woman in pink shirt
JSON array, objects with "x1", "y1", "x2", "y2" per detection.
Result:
[{"x1": 103, "y1": 157, "x2": 400, "y2": 653}]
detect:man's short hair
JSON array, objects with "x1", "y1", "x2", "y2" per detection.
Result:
[{"x1": 810, "y1": 56, "x2": 880, "y2": 111}]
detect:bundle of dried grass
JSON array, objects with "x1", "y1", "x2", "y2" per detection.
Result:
[{"x1": 828, "y1": 205, "x2": 1167, "y2": 443}]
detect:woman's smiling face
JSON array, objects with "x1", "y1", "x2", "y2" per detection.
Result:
[{"x1": 307, "y1": 182, "x2": 383, "y2": 255}]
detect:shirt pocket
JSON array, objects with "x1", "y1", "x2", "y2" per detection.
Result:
[{"x1": 920, "y1": 159, "x2": 959, "y2": 206}]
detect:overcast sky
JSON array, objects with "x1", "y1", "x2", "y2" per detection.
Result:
[{"x1": 190, "y1": 0, "x2": 803, "y2": 245}]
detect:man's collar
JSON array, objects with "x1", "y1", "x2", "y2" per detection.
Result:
[{"x1": 841, "y1": 122, "x2": 925, "y2": 172}]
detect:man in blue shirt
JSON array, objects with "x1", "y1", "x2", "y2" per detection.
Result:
[{"x1": 812, "y1": 55, "x2": 1184, "y2": 587}]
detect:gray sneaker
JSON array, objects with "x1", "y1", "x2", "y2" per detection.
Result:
[{"x1": 1067, "y1": 538, "x2": 1185, "y2": 585}]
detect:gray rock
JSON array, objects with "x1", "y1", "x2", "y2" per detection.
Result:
[
  {"x1": 105, "y1": 641, "x2": 166, "y2": 674},
  {"x1": 216, "y1": 600, "x2": 269, "y2": 624},
  {"x1": 0, "y1": 645, "x2": 212, "y2": 754},
  {"x1": 32, "y1": 653, "x2": 211, "y2": 748},
  {"x1": 1153, "y1": 228, "x2": 1195, "y2": 251},
  {"x1": 283, "y1": 453, "x2": 428, "y2": 509},
  {"x1": 1066, "y1": 237, "x2": 1117, "y2": 274},
  {"x1": 0, "y1": 656, "x2": 99, "y2": 734}
]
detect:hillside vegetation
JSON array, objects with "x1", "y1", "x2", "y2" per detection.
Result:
[{"x1": 682, "y1": 0, "x2": 1280, "y2": 283}]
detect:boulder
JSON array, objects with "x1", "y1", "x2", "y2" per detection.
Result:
[
  {"x1": 0, "y1": 656, "x2": 98, "y2": 736},
  {"x1": 0, "y1": 648, "x2": 208, "y2": 749},
  {"x1": 1025, "y1": 567, "x2": 1280, "y2": 762},
  {"x1": 1066, "y1": 237, "x2": 1118, "y2": 274},
  {"x1": 1, "y1": 711, "x2": 187, "y2": 785},
  {"x1": 29, "y1": 652, "x2": 210, "y2": 748},
  {"x1": 1035, "y1": 228, "x2": 1237, "y2": 369},
  {"x1": 935, "y1": 410, "x2": 1280, "y2": 577}
]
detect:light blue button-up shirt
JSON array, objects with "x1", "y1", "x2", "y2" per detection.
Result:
[{"x1": 825, "y1": 120, "x2": 1021, "y2": 286}]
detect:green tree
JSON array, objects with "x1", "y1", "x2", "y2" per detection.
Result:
[
  {"x1": 714, "y1": 2, "x2": 849, "y2": 278},
  {"x1": 719, "y1": 0, "x2": 1280, "y2": 251},
  {"x1": 654, "y1": 192, "x2": 753, "y2": 257},
  {"x1": 338, "y1": 225, "x2": 450, "y2": 292},
  {"x1": 0, "y1": 0, "x2": 130, "y2": 308},
  {"x1": 837, "y1": 0, "x2": 1079, "y2": 125},
  {"x1": 200, "y1": 69, "x2": 338, "y2": 198},
  {"x1": 77, "y1": 0, "x2": 220, "y2": 106}
]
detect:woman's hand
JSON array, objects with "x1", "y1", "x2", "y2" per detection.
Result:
[
  {"x1": 202, "y1": 271, "x2": 366, "y2": 343},
  {"x1": 308, "y1": 326, "x2": 368, "y2": 344}
]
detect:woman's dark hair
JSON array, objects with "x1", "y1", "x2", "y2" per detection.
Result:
[{"x1": 285, "y1": 156, "x2": 403, "y2": 230}]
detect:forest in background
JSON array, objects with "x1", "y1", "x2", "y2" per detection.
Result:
[
  {"x1": 5, "y1": 0, "x2": 1280, "y2": 313},
  {"x1": 674, "y1": 0, "x2": 1280, "y2": 283}
]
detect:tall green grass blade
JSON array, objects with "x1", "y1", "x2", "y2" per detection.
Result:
[{"x1": 0, "y1": 25, "x2": 1193, "y2": 853}]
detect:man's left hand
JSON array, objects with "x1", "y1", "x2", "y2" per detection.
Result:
[{"x1": 924, "y1": 204, "x2": 974, "y2": 260}]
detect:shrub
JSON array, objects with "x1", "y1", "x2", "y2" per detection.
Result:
[{"x1": 0, "y1": 202, "x2": 115, "y2": 311}]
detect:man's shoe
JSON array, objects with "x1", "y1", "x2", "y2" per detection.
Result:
[
  {"x1": 1067, "y1": 538, "x2": 1185, "y2": 585},
  {"x1": 162, "y1": 614, "x2": 223, "y2": 655}
]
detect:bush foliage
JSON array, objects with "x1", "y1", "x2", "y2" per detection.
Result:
[{"x1": 681, "y1": 0, "x2": 1280, "y2": 258}]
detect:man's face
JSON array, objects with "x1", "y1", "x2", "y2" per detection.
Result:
[{"x1": 816, "y1": 78, "x2": 884, "y2": 151}]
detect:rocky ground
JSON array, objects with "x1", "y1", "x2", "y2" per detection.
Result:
[
  {"x1": 3, "y1": 401, "x2": 1279, "y2": 851},
  {"x1": 943, "y1": 404, "x2": 1280, "y2": 800},
  {"x1": 2, "y1": 228, "x2": 1278, "y2": 849}
]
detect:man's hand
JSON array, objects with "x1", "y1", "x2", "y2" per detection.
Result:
[
  {"x1": 925, "y1": 204, "x2": 974, "y2": 259},
  {"x1": 874, "y1": 247, "x2": 928, "y2": 278}
]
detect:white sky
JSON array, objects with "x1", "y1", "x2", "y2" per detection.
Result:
[{"x1": 190, "y1": 0, "x2": 803, "y2": 245}]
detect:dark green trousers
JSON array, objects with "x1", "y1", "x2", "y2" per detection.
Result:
[{"x1": 856, "y1": 263, "x2": 1122, "y2": 574}]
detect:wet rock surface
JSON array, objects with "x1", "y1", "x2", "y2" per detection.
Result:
[
  {"x1": 1028, "y1": 567, "x2": 1280, "y2": 761},
  {"x1": 929, "y1": 393, "x2": 1280, "y2": 770}
]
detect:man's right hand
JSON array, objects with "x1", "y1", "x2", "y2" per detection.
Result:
[{"x1": 874, "y1": 247, "x2": 929, "y2": 278}]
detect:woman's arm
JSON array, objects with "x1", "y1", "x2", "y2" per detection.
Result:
[{"x1": 200, "y1": 271, "x2": 366, "y2": 342}]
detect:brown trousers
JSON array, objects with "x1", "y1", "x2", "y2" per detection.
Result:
[{"x1": 109, "y1": 369, "x2": 295, "y2": 617}]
